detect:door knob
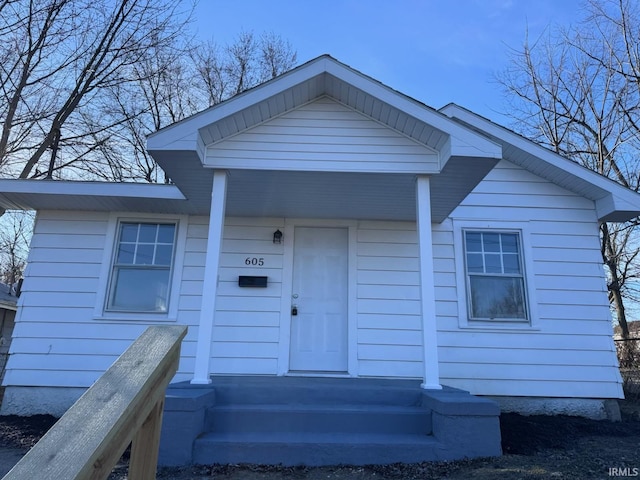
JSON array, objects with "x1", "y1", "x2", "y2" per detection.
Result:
[{"x1": 292, "y1": 305, "x2": 298, "y2": 316}]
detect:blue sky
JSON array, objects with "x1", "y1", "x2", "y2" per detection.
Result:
[{"x1": 194, "y1": 0, "x2": 583, "y2": 126}]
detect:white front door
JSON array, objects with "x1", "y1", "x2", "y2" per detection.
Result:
[{"x1": 289, "y1": 227, "x2": 349, "y2": 372}]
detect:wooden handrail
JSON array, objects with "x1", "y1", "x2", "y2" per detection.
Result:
[{"x1": 2, "y1": 325, "x2": 187, "y2": 480}]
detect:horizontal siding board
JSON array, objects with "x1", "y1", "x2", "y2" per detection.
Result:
[
  {"x1": 357, "y1": 270, "x2": 420, "y2": 285},
  {"x1": 440, "y1": 346, "x2": 617, "y2": 367},
  {"x1": 357, "y1": 228, "x2": 417, "y2": 243},
  {"x1": 212, "y1": 326, "x2": 280, "y2": 343},
  {"x1": 215, "y1": 311, "x2": 280, "y2": 327},
  {"x1": 358, "y1": 360, "x2": 422, "y2": 378},
  {"x1": 20, "y1": 292, "x2": 96, "y2": 308},
  {"x1": 357, "y1": 284, "x2": 420, "y2": 300},
  {"x1": 532, "y1": 246, "x2": 603, "y2": 264},
  {"x1": 29, "y1": 234, "x2": 106, "y2": 249},
  {"x1": 357, "y1": 256, "x2": 418, "y2": 272},
  {"x1": 25, "y1": 262, "x2": 101, "y2": 278},
  {"x1": 215, "y1": 296, "x2": 281, "y2": 312},
  {"x1": 357, "y1": 243, "x2": 418, "y2": 257},
  {"x1": 357, "y1": 314, "x2": 421, "y2": 330},
  {"x1": 28, "y1": 247, "x2": 104, "y2": 264},
  {"x1": 12, "y1": 322, "x2": 148, "y2": 340},
  {"x1": 33, "y1": 219, "x2": 108, "y2": 235},
  {"x1": 21, "y1": 277, "x2": 100, "y2": 293},
  {"x1": 439, "y1": 363, "x2": 619, "y2": 383},
  {"x1": 212, "y1": 342, "x2": 279, "y2": 358},
  {"x1": 358, "y1": 299, "x2": 421, "y2": 315},
  {"x1": 437, "y1": 331, "x2": 613, "y2": 351},
  {"x1": 358, "y1": 329, "x2": 422, "y2": 346}
]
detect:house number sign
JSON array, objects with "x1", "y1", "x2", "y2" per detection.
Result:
[{"x1": 245, "y1": 257, "x2": 265, "y2": 266}]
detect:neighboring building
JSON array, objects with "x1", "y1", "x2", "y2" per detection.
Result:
[
  {"x1": 0, "y1": 55, "x2": 638, "y2": 464},
  {"x1": 0, "y1": 282, "x2": 18, "y2": 387}
]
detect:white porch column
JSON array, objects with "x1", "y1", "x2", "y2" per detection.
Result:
[
  {"x1": 191, "y1": 170, "x2": 228, "y2": 384},
  {"x1": 416, "y1": 175, "x2": 442, "y2": 390}
]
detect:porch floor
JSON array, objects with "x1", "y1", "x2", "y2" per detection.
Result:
[{"x1": 159, "y1": 376, "x2": 502, "y2": 466}]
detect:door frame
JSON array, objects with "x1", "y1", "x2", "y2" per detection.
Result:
[{"x1": 277, "y1": 218, "x2": 358, "y2": 377}]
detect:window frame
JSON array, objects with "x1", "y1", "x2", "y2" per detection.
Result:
[
  {"x1": 453, "y1": 221, "x2": 538, "y2": 330},
  {"x1": 94, "y1": 213, "x2": 187, "y2": 323}
]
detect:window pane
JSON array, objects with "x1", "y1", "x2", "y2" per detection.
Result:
[
  {"x1": 138, "y1": 224, "x2": 157, "y2": 243},
  {"x1": 155, "y1": 244, "x2": 173, "y2": 265},
  {"x1": 110, "y1": 268, "x2": 170, "y2": 312},
  {"x1": 135, "y1": 244, "x2": 155, "y2": 265},
  {"x1": 157, "y1": 224, "x2": 175, "y2": 244},
  {"x1": 120, "y1": 223, "x2": 138, "y2": 242},
  {"x1": 485, "y1": 253, "x2": 502, "y2": 273},
  {"x1": 469, "y1": 276, "x2": 526, "y2": 319},
  {"x1": 116, "y1": 243, "x2": 135, "y2": 264},
  {"x1": 467, "y1": 253, "x2": 484, "y2": 273},
  {"x1": 503, "y1": 253, "x2": 521, "y2": 274},
  {"x1": 501, "y1": 234, "x2": 518, "y2": 253},
  {"x1": 465, "y1": 232, "x2": 482, "y2": 252},
  {"x1": 483, "y1": 233, "x2": 500, "y2": 252}
]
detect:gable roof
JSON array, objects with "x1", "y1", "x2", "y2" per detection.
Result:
[
  {"x1": 0, "y1": 55, "x2": 638, "y2": 222},
  {"x1": 440, "y1": 104, "x2": 640, "y2": 222},
  {"x1": 147, "y1": 55, "x2": 503, "y2": 218}
]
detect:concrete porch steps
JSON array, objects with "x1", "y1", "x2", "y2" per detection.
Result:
[
  {"x1": 159, "y1": 376, "x2": 503, "y2": 466},
  {"x1": 193, "y1": 431, "x2": 444, "y2": 466},
  {"x1": 205, "y1": 404, "x2": 432, "y2": 435}
]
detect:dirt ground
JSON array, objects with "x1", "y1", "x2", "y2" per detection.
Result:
[{"x1": 0, "y1": 400, "x2": 639, "y2": 480}]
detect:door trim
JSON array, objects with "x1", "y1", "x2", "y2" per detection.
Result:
[{"x1": 277, "y1": 218, "x2": 357, "y2": 377}]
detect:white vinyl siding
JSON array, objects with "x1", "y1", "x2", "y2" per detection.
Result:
[
  {"x1": 440, "y1": 160, "x2": 621, "y2": 398},
  {"x1": 211, "y1": 218, "x2": 285, "y2": 375},
  {"x1": 3, "y1": 160, "x2": 622, "y2": 401},
  {"x1": 356, "y1": 221, "x2": 422, "y2": 378},
  {"x1": 204, "y1": 97, "x2": 439, "y2": 174},
  {"x1": 3, "y1": 211, "x2": 197, "y2": 388}
]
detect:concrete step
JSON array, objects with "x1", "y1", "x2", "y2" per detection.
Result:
[
  {"x1": 210, "y1": 379, "x2": 423, "y2": 406},
  {"x1": 205, "y1": 404, "x2": 432, "y2": 435},
  {"x1": 193, "y1": 431, "x2": 445, "y2": 466}
]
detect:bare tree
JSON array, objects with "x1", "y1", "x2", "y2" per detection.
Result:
[
  {"x1": 0, "y1": 0, "x2": 191, "y2": 180},
  {"x1": 0, "y1": 210, "x2": 33, "y2": 286},
  {"x1": 498, "y1": 0, "x2": 640, "y2": 338},
  {"x1": 106, "y1": 30, "x2": 297, "y2": 183}
]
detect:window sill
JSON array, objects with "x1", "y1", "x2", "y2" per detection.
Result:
[
  {"x1": 458, "y1": 321, "x2": 540, "y2": 332},
  {"x1": 93, "y1": 314, "x2": 177, "y2": 324}
]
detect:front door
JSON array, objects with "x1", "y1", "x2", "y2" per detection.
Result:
[{"x1": 289, "y1": 227, "x2": 348, "y2": 372}]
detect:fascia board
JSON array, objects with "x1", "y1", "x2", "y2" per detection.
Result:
[
  {"x1": 147, "y1": 57, "x2": 331, "y2": 150},
  {"x1": 324, "y1": 61, "x2": 502, "y2": 159},
  {"x1": 0, "y1": 179, "x2": 186, "y2": 200},
  {"x1": 441, "y1": 104, "x2": 640, "y2": 209}
]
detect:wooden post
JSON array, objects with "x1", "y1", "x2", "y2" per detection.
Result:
[
  {"x1": 128, "y1": 399, "x2": 165, "y2": 480},
  {"x1": 2, "y1": 325, "x2": 187, "y2": 480}
]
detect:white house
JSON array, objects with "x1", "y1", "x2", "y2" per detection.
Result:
[{"x1": 0, "y1": 55, "x2": 638, "y2": 464}]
